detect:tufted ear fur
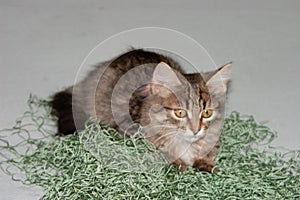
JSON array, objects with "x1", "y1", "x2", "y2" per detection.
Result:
[
  {"x1": 206, "y1": 63, "x2": 232, "y2": 97},
  {"x1": 151, "y1": 62, "x2": 182, "y2": 97}
]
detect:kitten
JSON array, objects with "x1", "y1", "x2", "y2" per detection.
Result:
[{"x1": 51, "y1": 49, "x2": 231, "y2": 173}]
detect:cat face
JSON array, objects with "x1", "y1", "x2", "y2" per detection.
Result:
[{"x1": 140, "y1": 62, "x2": 231, "y2": 147}]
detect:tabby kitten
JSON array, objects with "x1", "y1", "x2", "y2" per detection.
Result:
[{"x1": 51, "y1": 49, "x2": 231, "y2": 172}]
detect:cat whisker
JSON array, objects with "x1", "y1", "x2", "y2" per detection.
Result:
[{"x1": 148, "y1": 129, "x2": 181, "y2": 145}]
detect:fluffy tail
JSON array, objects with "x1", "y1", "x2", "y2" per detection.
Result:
[{"x1": 50, "y1": 88, "x2": 77, "y2": 135}]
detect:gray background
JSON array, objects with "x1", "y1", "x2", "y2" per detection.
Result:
[{"x1": 0, "y1": 0, "x2": 299, "y2": 199}]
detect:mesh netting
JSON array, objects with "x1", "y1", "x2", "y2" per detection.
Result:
[{"x1": 0, "y1": 96, "x2": 299, "y2": 199}]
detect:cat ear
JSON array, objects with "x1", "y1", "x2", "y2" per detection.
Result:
[
  {"x1": 151, "y1": 62, "x2": 182, "y2": 96},
  {"x1": 206, "y1": 62, "x2": 232, "y2": 97}
]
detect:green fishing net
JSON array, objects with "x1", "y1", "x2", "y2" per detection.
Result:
[{"x1": 0, "y1": 96, "x2": 299, "y2": 199}]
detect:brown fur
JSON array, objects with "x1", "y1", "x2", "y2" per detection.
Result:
[{"x1": 50, "y1": 49, "x2": 231, "y2": 173}]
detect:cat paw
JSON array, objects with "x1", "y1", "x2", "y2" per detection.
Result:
[
  {"x1": 192, "y1": 159, "x2": 219, "y2": 173},
  {"x1": 173, "y1": 159, "x2": 187, "y2": 172}
]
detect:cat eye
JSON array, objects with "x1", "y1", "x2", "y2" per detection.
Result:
[
  {"x1": 174, "y1": 109, "x2": 187, "y2": 118},
  {"x1": 201, "y1": 109, "x2": 213, "y2": 118}
]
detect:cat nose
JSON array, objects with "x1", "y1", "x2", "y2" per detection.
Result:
[
  {"x1": 192, "y1": 128, "x2": 201, "y2": 135},
  {"x1": 190, "y1": 124, "x2": 201, "y2": 135}
]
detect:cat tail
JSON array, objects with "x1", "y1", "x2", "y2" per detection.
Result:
[{"x1": 50, "y1": 87, "x2": 77, "y2": 135}]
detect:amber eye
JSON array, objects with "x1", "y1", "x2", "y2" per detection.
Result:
[
  {"x1": 174, "y1": 109, "x2": 187, "y2": 118},
  {"x1": 201, "y1": 109, "x2": 213, "y2": 118}
]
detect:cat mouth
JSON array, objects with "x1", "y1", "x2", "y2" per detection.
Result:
[
  {"x1": 195, "y1": 130, "x2": 205, "y2": 139},
  {"x1": 175, "y1": 130, "x2": 206, "y2": 143}
]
